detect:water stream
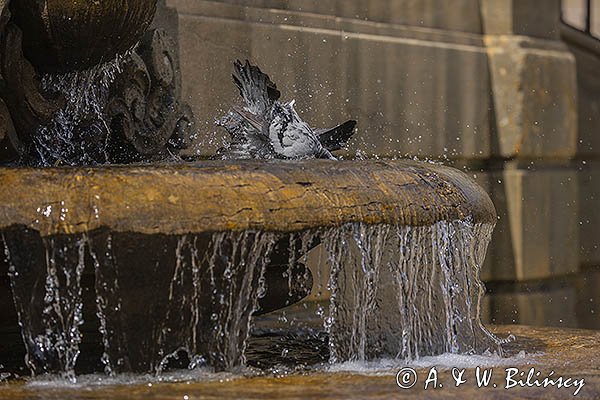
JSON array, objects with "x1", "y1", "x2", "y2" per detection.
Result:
[
  {"x1": 2, "y1": 218, "x2": 502, "y2": 380},
  {"x1": 30, "y1": 54, "x2": 128, "y2": 166},
  {"x1": 323, "y1": 220, "x2": 501, "y2": 364}
]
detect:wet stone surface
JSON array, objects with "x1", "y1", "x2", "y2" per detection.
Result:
[
  {"x1": 0, "y1": 160, "x2": 497, "y2": 235},
  {"x1": 0, "y1": 326, "x2": 598, "y2": 399}
]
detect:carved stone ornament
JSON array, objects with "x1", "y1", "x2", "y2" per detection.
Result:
[
  {"x1": 0, "y1": 1, "x2": 65, "y2": 161},
  {"x1": 105, "y1": 29, "x2": 195, "y2": 163}
]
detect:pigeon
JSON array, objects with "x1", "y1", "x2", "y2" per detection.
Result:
[{"x1": 217, "y1": 60, "x2": 356, "y2": 160}]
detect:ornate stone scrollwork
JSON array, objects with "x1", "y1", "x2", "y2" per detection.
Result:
[
  {"x1": 0, "y1": 98, "x2": 16, "y2": 160},
  {"x1": 105, "y1": 29, "x2": 195, "y2": 163}
]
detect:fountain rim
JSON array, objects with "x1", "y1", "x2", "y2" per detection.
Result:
[{"x1": 0, "y1": 159, "x2": 497, "y2": 236}]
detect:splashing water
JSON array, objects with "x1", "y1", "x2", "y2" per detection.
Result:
[
  {"x1": 3, "y1": 218, "x2": 501, "y2": 379},
  {"x1": 30, "y1": 53, "x2": 129, "y2": 166}
]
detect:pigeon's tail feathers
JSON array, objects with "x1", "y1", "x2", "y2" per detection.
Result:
[
  {"x1": 233, "y1": 60, "x2": 281, "y2": 116},
  {"x1": 316, "y1": 120, "x2": 357, "y2": 151}
]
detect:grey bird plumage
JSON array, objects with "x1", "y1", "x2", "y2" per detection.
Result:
[{"x1": 217, "y1": 60, "x2": 356, "y2": 160}]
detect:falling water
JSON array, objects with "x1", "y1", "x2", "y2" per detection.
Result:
[
  {"x1": 3, "y1": 232, "x2": 88, "y2": 381},
  {"x1": 3, "y1": 217, "x2": 501, "y2": 378},
  {"x1": 88, "y1": 230, "x2": 277, "y2": 373},
  {"x1": 89, "y1": 233, "x2": 121, "y2": 376},
  {"x1": 322, "y1": 220, "x2": 501, "y2": 363},
  {"x1": 30, "y1": 53, "x2": 128, "y2": 166}
]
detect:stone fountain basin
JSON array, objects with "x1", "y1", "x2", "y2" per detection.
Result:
[
  {"x1": 0, "y1": 160, "x2": 496, "y2": 235},
  {"x1": 0, "y1": 160, "x2": 497, "y2": 374}
]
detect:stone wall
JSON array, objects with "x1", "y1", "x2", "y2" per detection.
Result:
[
  {"x1": 171, "y1": 0, "x2": 494, "y2": 158},
  {"x1": 166, "y1": 0, "x2": 599, "y2": 328},
  {"x1": 562, "y1": 29, "x2": 600, "y2": 270}
]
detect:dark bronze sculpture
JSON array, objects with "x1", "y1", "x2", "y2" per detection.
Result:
[{"x1": 0, "y1": 1, "x2": 64, "y2": 161}]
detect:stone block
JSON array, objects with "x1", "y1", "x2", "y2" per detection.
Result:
[
  {"x1": 153, "y1": 0, "x2": 181, "y2": 49},
  {"x1": 482, "y1": 267, "x2": 600, "y2": 329},
  {"x1": 477, "y1": 166, "x2": 579, "y2": 281},
  {"x1": 174, "y1": 0, "x2": 484, "y2": 33},
  {"x1": 178, "y1": 13, "x2": 252, "y2": 146},
  {"x1": 480, "y1": 0, "x2": 562, "y2": 39},
  {"x1": 576, "y1": 268, "x2": 600, "y2": 330},
  {"x1": 565, "y1": 41, "x2": 600, "y2": 158},
  {"x1": 485, "y1": 36, "x2": 578, "y2": 159},
  {"x1": 481, "y1": 285, "x2": 578, "y2": 327}
]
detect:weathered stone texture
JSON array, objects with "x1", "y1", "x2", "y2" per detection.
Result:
[
  {"x1": 481, "y1": 267, "x2": 600, "y2": 329},
  {"x1": 501, "y1": 167, "x2": 579, "y2": 280},
  {"x1": 561, "y1": 23, "x2": 600, "y2": 271},
  {"x1": 174, "y1": 0, "x2": 485, "y2": 33},
  {"x1": 482, "y1": 286, "x2": 578, "y2": 327},
  {"x1": 481, "y1": 0, "x2": 562, "y2": 39},
  {"x1": 153, "y1": 0, "x2": 181, "y2": 47},
  {"x1": 565, "y1": 39, "x2": 600, "y2": 158},
  {"x1": 576, "y1": 268, "x2": 600, "y2": 329},
  {"x1": 0, "y1": 160, "x2": 497, "y2": 236},
  {"x1": 485, "y1": 36, "x2": 578, "y2": 159},
  {"x1": 579, "y1": 161, "x2": 600, "y2": 267},
  {"x1": 0, "y1": 98, "x2": 16, "y2": 159}
]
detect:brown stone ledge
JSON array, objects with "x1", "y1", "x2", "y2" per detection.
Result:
[{"x1": 0, "y1": 160, "x2": 497, "y2": 236}]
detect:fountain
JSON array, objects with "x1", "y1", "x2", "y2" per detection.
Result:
[{"x1": 0, "y1": 0, "x2": 503, "y2": 380}]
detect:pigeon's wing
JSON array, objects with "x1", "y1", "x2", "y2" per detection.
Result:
[
  {"x1": 216, "y1": 106, "x2": 268, "y2": 142},
  {"x1": 216, "y1": 109, "x2": 274, "y2": 159},
  {"x1": 216, "y1": 110, "x2": 251, "y2": 141},
  {"x1": 269, "y1": 102, "x2": 335, "y2": 160},
  {"x1": 315, "y1": 120, "x2": 357, "y2": 151},
  {"x1": 232, "y1": 106, "x2": 265, "y2": 133},
  {"x1": 233, "y1": 60, "x2": 281, "y2": 117}
]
